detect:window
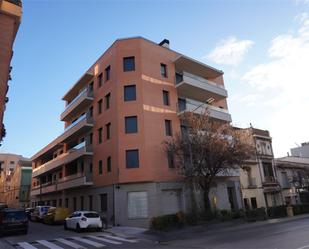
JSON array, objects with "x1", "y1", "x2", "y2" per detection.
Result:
[
  {"x1": 251, "y1": 197, "x2": 257, "y2": 209},
  {"x1": 89, "y1": 82, "x2": 94, "y2": 93},
  {"x1": 98, "y1": 73, "x2": 103, "y2": 88},
  {"x1": 89, "y1": 133, "x2": 93, "y2": 145},
  {"x1": 98, "y1": 99, "x2": 103, "y2": 114},
  {"x1": 262, "y1": 162, "x2": 274, "y2": 177},
  {"x1": 89, "y1": 163, "x2": 93, "y2": 173},
  {"x1": 80, "y1": 196, "x2": 84, "y2": 210},
  {"x1": 128, "y1": 191, "x2": 148, "y2": 219},
  {"x1": 244, "y1": 198, "x2": 250, "y2": 210},
  {"x1": 161, "y1": 63, "x2": 167, "y2": 77},
  {"x1": 163, "y1": 90, "x2": 170, "y2": 106},
  {"x1": 98, "y1": 128, "x2": 103, "y2": 144},
  {"x1": 105, "y1": 65, "x2": 110, "y2": 81},
  {"x1": 125, "y1": 116, "x2": 138, "y2": 133},
  {"x1": 73, "y1": 197, "x2": 77, "y2": 211},
  {"x1": 65, "y1": 198, "x2": 69, "y2": 208},
  {"x1": 178, "y1": 98, "x2": 186, "y2": 112},
  {"x1": 89, "y1": 106, "x2": 93, "y2": 117},
  {"x1": 99, "y1": 160, "x2": 103, "y2": 175},
  {"x1": 100, "y1": 193, "x2": 107, "y2": 212},
  {"x1": 167, "y1": 151, "x2": 175, "y2": 168},
  {"x1": 123, "y1": 56, "x2": 135, "y2": 71},
  {"x1": 126, "y1": 149, "x2": 139, "y2": 168},
  {"x1": 106, "y1": 123, "x2": 111, "y2": 140},
  {"x1": 107, "y1": 156, "x2": 111, "y2": 172},
  {"x1": 105, "y1": 93, "x2": 110, "y2": 109},
  {"x1": 165, "y1": 120, "x2": 172, "y2": 136},
  {"x1": 89, "y1": 195, "x2": 93, "y2": 211},
  {"x1": 124, "y1": 85, "x2": 136, "y2": 101}
]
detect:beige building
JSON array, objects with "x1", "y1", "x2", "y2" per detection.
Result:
[
  {"x1": 238, "y1": 127, "x2": 283, "y2": 210},
  {"x1": 276, "y1": 156, "x2": 309, "y2": 205}
]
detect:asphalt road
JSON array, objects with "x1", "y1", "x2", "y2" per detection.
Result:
[{"x1": 3, "y1": 217, "x2": 309, "y2": 249}]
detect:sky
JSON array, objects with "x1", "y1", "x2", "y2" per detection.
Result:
[{"x1": 1, "y1": 0, "x2": 309, "y2": 158}]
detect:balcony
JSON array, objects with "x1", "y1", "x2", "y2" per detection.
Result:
[
  {"x1": 60, "y1": 87, "x2": 93, "y2": 122},
  {"x1": 31, "y1": 173, "x2": 93, "y2": 196},
  {"x1": 175, "y1": 71, "x2": 227, "y2": 103},
  {"x1": 177, "y1": 98, "x2": 232, "y2": 122},
  {"x1": 263, "y1": 176, "x2": 279, "y2": 186},
  {"x1": 216, "y1": 168, "x2": 240, "y2": 177},
  {"x1": 32, "y1": 142, "x2": 93, "y2": 178}
]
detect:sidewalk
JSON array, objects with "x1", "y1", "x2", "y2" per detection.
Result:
[{"x1": 107, "y1": 213, "x2": 309, "y2": 243}]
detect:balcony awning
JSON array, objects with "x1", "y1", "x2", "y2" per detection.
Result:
[
  {"x1": 173, "y1": 55, "x2": 223, "y2": 79},
  {"x1": 62, "y1": 72, "x2": 93, "y2": 102}
]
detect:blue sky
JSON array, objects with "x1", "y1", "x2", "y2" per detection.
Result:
[{"x1": 1, "y1": 0, "x2": 309, "y2": 158}]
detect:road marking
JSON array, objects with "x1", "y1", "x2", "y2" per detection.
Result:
[
  {"x1": 87, "y1": 235, "x2": 122, "y2": 244},
  {"x1": 17, "y1": 242, "x2": 37, "y2": 249},
  {"x1": 101, "y1": 234, "x2": 138, "y2": 243},
  {"x1": 297, "y1": 245, "x2": 309, "y2": 249},
  {"x1": 37, "y1": 240, "x2": 63, "y2": 249},
  {"x1": 71, "y1": 237, "x2": 105, "y2": 248},
  {"x1": 56, "y1": 238, "x2": 86, "y2": 249}
]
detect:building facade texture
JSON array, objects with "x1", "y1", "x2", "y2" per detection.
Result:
[
  {"x1": 0, "y1": 0, "x2": 22, "y2": 142},
  {"x1": 31, "y1": 37, "x2": 241, "y2": 227}
]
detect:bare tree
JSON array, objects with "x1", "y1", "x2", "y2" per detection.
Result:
[{"x1": 164, "y1": 111, "x2": 254, "y2": 213}]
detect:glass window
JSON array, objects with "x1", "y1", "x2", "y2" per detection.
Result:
[
  {"x1": 178, "y1": 98, "x2": 186, "y2": 112},
  {"x1": 251, "y1": 197, "x2": 257, "y2": 209},
  {"x1": 89, "y1": 106, "x2": 93, "y2": 117},
  {"x1": 124, "y1": 85, "x2": 136, "y2": 101},
  {"x1": 99, "y1": 160, "x2": 103, "y2": 175},
  {"x1": 105, "y1": 65, "x2": 110, "y2": 81},
  {"x1": 65, "y1": 198, "x2": 69, "y2": 208},
  {"x1": 89, "y1": 82, "x2": 94, "y2": 92},
  {"x1": 80, "y1": 196, "x2": 84, "y2": 210},
  {"x1": 98, "y1": 73, "x2": 103, "y2": 87},
  {"x1": 128, "y1": 191, "x2": 148, "y2": 219},
  {"x1": 160, "y1": 63, "x2": 167, "y2": 77},
  {"x1": 125, "y1": 116, "x2": 138, "y2": 133},
  {"x1": 89, "y1": 163, "x2": 93, "y2": 173},
  {"x1": 89, "y1": 133, "x2": 93, "y2": 145},
  {"x1": 167, "y1": 151, "x2": 175, "y2": 168},
  {"x1": 105, "y1": 93, "x2": 110, "y2": 109},
  {"x1": 106, "y1": 123, "x2": 111, "y2": 140},
  {"x1": 107, "y1": 156, "x2": 111, "y2": 172},
  {"x1": 163, "y1": 90, "x2": 169, "y2": 106},
  {"x1": 98, "y1": 99, "x2": 103, "y2": 114},
  {"x1": 98, "y1": 128, "x2": 103, "y2": 144},
  {"x1": 100, "y1": 193, "x2": 107, "y2": 212},
  {"x1": 123, "y1": 56, "x2": 135, "y2": 72},
  {"x1": 126, "y1": 149, "x2": 139, "y2": 168},
  {"x1": 73, "y1": 197, "x2": 77, "y2": 211},
  {"x1": 165, "y1": 120, "x2": 172, "y2": 136}
]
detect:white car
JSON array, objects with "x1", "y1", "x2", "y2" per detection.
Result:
[{"x1": 64, "y1": 211, "x2": 103, "y2": 232}]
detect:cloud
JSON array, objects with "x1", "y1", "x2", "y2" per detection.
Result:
[
  {"x1": 206, "y1": 37, "x2": 254, "y2": 66},
  {"x1": 242, "y1": 13, "x2": 309, "y2": 156}
]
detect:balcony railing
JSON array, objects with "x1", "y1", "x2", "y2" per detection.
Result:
[
  {"x1": 65, "y1": 113, "x2": 87, "y2": 131},
  {"x1": 177, "y1": 98, "x2": 232, "y2": 122},
  {"x1": 263, "y1": 176, "x2": 278, "y2": 185}
]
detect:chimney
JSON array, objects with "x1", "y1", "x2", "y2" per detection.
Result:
[{"x1": 159, "y1": 39, "x2": 170, "y2": 48}]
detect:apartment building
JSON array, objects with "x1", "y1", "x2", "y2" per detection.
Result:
[
  {"x1": 239, "y1": 127, "x2": 283, "y2": 210},
  {"x1": 276, "y1": 156, "x2": 309, "y2": 205},
  {"x1": 0, "y1": 153, "x2": 27, "y2": 203},
  {"x1": 31, "y1": 37, "x2": 238, "y2": 227},
  {"x1": 0, "y1": 0, "x2": 22, "y2": 142},
  {"x1": 291, "y1": 142, "x2": 309, "y2": 158},
  {"x1": 4, "y1": 158, "x2": 31, "y2": 208}
]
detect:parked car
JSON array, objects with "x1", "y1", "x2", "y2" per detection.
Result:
[
  {"x1": 0, "y1": 208, "x2": 28, "y2": 236},
  {"x1": 30, "y1": 206, "x2": 52, "y2": 222},
  {"x1": 43, "y1": 207, "x2": 70, "y2": 225},
  {"x1": 25, "y1": 208, "x2": 34, "y2": 219},
  {"x1": 64, "y1": 211, "x2": 103, "y2": 232},
  {"x1": 0, "y1": 203, "x2": 8, "y2": 210}
]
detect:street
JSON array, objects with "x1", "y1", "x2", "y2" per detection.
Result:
[{"x1": 3, "y1": 217, "x2": 309, "y2": 249}]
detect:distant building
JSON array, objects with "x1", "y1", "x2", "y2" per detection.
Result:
[
  {"x1": 5, "y1": 159, "x2": 32, "y2": 208},
  {"x1": 238, "y1": 127, "x2": 283, "y2": 210},
  {"x1": 0, "y1": 0, "x2": 22, "y2": 142},
  {"x1": 276, "y1": 156, "x2": 309, "y2": 205},
  {"x1": 291, "y1": 142, "x2": 309, "y2": 158}
]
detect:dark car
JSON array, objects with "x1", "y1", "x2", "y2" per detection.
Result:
[
  {"x1": 25, "y1": 208, "x2": 34, "y2": 219},
  {"x1": 0, "y1": 208, "x2": 28, "y2": 235}
]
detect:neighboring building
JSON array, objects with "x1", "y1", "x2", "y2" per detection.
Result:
[
  {"x1": 0, "y1": 0, "x2": 22, "y2": 142},
  {"x1": 291, "y1": 142, "x2": 309, "y2": 158},
  {"x1": 238, "y1": 127, "x2": 283, "y2": 210},
  {"x1": 276, "y1": 156, "x2": 309, "y2": 205},
  {"x1": 5, "y1": 158, "x2": 31, "y2": 208},
  {"x1": 31, "y1": 37, "x2": 239, "y2": 228}
]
